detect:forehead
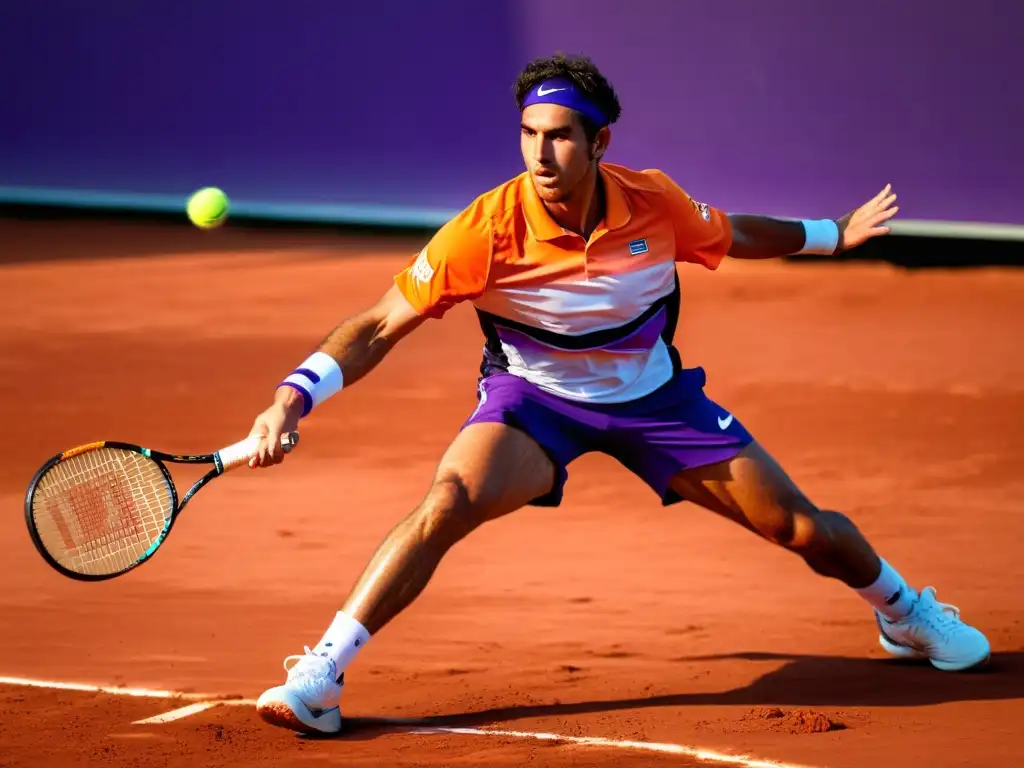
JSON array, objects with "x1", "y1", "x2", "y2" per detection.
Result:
[{"x1": 521, "y1": 103, "x2": 580, "y2": 132}]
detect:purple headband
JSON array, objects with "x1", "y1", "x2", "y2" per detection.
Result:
[{"x1": 521, "y1": 78, "x2": 608, "y2": 127}]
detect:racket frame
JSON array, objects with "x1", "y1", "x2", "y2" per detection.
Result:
[{"x1": 24, "y1": 435, "x2": 294, "y2": 582}]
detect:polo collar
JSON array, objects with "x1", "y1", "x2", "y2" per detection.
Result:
[{"x1": 522, "y1": 164, "x2": 632, "y2": 241}]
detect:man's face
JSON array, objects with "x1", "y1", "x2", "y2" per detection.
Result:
[{"x1": 520, "y1": 103, "x2": 605, "y2": 204}]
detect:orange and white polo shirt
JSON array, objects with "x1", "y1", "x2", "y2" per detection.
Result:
[{"x1": 393, "y1": 162, "x2": 733, "y2": 404}]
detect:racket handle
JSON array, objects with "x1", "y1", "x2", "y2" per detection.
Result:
[{"x1": 217, "y1": 431, "x2": 299, "y2": 471}]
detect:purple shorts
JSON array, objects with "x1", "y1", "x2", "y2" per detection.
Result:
[{"x1": 462, "y1": 367, "x2": 754, "y2": 507}]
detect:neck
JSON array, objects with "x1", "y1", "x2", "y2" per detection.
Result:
[{"x1": 544, "y1": 163, "x2": 604, "y2": 239}]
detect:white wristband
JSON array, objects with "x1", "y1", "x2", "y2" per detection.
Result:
[
  {"x1": 798, "y1": 219, "x2": 840, "y2": 255},
  {"x1": 278, "y1": 351, "x2": 344, "y2": 417}
]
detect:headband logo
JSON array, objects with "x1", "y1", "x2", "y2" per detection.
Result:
[
  {"x1": 536, "y1": 84, "x2": 567, "y2": 96},
  {"x1": 522, "y1": 78, "x2": 608, "y2": 127}
]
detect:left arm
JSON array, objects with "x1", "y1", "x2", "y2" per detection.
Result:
[
  {"x1": 725, "y1": 215, "x2": 808, "y2": 259},
  {"x1": 727, "y1": 184, "x2": 899, "y2": 259}
]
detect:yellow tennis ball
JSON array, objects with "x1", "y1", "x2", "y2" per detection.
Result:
[{"x1": 186, "y1": 187, "x2": 230, "y2": 229}]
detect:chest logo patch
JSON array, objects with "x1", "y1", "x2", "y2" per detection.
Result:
[{"x1": 628, "y1": 238, "x2": 649, "y2": 256}]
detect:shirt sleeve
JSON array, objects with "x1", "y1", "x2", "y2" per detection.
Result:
[
  {"x1": 392, "y1": 203, "x2": 492, "y2": 319},
  {"x1": 651, "y1": 171, "x2": 733, "y2": 269}
]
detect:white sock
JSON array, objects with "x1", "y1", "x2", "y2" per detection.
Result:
[
  {"x1": 855, "y1": 558, "x2": 918, "y2": 622},
  {"x1": 310, "y1": 612, "x2": 371, "y2": 677}
]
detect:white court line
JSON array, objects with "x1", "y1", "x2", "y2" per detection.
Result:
[
  {"x1": 132, "y1": 698, "x2": 256, "y2": 724},
  {"x1": 0, "y1": 675, "x2": 815, "y2": 768},
  {"x1": 133, "y1": 701, "x2": 223, "y2": 724},
  {"x1": 408, "y1": 727, "x2": 813, "y2": 768},
  {"x1": 0, "y1": 675, "x2": 229, "y2": 700}
]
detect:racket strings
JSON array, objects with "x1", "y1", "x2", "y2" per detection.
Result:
[{"x1": 31, "y1": 448, "x2": 175, "y2": 576}]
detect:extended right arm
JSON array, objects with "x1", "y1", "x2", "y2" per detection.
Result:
[
  {"x1": 250, "y1": 284, "x2": 426, "y2": 466},
  {"x1": 250, "y1": 211, "x2": 493, "y2": 469},
  {"x1": 248, "y1": 200, "x2": 491, "y2": 467},
  {"x1": 284, "y1": 283, "x2": 425, "y2": 405}
]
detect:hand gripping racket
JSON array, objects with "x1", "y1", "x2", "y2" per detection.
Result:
[{"x1": 24, "y1": 432, "x2": 298, "y2": 581}]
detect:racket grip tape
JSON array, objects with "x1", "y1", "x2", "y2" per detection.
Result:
[{"x1": 217, "y1": 431, "x2": 299, "y2": 471}]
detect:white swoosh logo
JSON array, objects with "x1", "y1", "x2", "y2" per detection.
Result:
[
  {"x1": 537, "y1": 85, "x2": 567, "y2": 96},
  {"x1": 717, "y1": 414, "x2": 734, "y2": 430}
]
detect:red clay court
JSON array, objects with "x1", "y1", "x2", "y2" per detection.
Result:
[{"x1": 1, "y1": 218, "x2": 1022, "y2": 767}]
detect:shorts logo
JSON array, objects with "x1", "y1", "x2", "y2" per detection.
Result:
[
  {"x1": 628, "y1": 238, "x2": 649, "y2": 256},
  {"x1": 469, "y1": 380, "x2": 489, "y2": 420},
  {"x1": 410, "y1": 247, "x2": 435, "y2": 283},
  {"x1": 691, "y1": 199, "x2": 711, "y2": 221}
]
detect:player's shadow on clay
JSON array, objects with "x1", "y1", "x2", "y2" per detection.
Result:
[{"x1": 324, "y1": 650, "x2": 1022, "y2": 741}]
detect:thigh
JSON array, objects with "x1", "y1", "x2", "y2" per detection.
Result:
[
  {"x1": 462, "y1": 373, "x2": 601, "y2": 507},
  {"x1": 667, "y1": 441, "x2": 818, "y2": 542},
  {"x1": 604, "y1": 369, "x2": 754, "y2": 504},
  {"x1": 432, "y1": 421, "x2": 557, "y2": 522}
]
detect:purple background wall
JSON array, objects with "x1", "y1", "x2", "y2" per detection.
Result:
[{"x1": 1, "y1": 0, "x2": 1020, "y2": 227}]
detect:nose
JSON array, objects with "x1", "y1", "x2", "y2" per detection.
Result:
[{"x1": 530, "y1": 133, "x2": 553, "y2": 168}]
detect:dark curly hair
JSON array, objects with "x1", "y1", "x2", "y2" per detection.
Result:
[{"x1": 514, "y1": 53, "x2": 622, "y2": 142}]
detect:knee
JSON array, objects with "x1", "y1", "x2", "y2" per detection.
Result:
[
  {"x1": 411, "y1": 477, "x2": 483, "y2": 545},
  {"x1": 810, "y1": 509, "x2": 861, "y2": 548},
  {"x1": 773, "y1": 505, "x2": 858, "y2": 553}
]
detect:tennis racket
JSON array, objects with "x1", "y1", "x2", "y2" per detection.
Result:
[{"x1": 24, "y1": 432, "x2": 298, "y2": 581}]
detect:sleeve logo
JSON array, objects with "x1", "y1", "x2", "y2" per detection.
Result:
[
  {"x1": 690, "y1": 198, "x2": 711, "y2": 221},
  {"x1": 411, "y1": 247, "x2": 435, "y2": 283}
]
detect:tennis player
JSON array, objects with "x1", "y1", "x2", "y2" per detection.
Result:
[{"x1": 248, "y1": 54, "x2": 990, "y2": 734}]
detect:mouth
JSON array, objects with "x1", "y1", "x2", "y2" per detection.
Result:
[{"x1": 533, "y1": 169, "x2": 559, "y2": 185}]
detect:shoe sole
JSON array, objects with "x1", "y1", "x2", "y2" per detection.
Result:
[
  {"x1": 878, "y1": 632, "x2": 927, "y2": 660},
  {"x1": 932, "y1": 651, "x2": 991, "y2": 672},
  {"x1": 256, "y1": 689, "x2": 342, "y2": 734},
  {"x1": 878, "y1": 633, "x2": 991, "y2": 672}
]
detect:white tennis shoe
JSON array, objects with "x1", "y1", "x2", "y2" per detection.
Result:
[
  {"x1": 876, "y1": 586, "x2": 990, "y2": 671},
  {"x1": 256, "y1": 647, "x2": 344, "y2": 734}
]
